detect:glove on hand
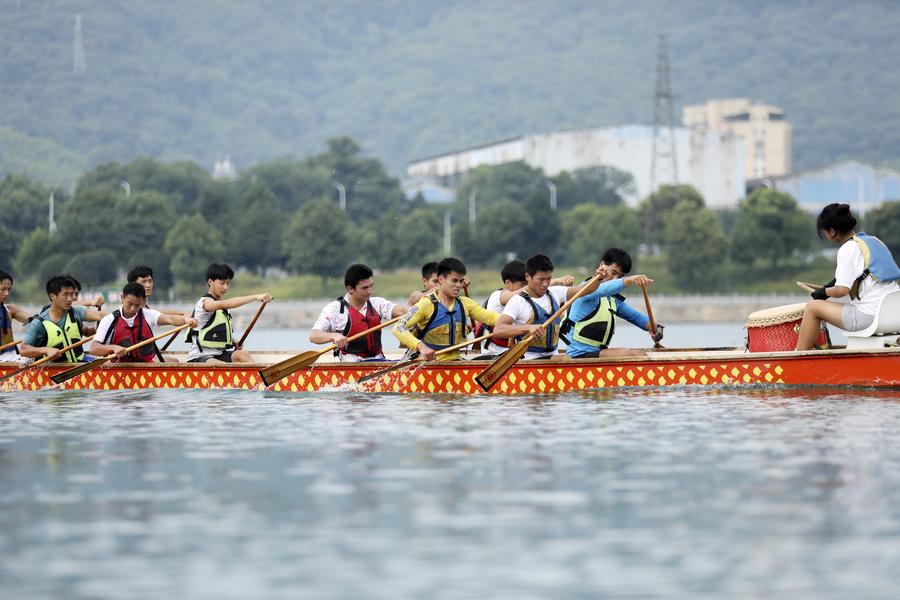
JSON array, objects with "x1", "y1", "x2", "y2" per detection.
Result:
[
  {"x1": 652, "y1": 323, "x2": 665, "y2": 343},
  {"x1": 811, "y1": 287, "x2": 828, "y2": 300}
]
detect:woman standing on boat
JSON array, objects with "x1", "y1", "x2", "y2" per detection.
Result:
[{"x1": 795, "y1": 203, "x2": 900, "y2": 350}]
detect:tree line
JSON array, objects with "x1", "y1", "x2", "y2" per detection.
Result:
[{"x1": 2, "y1": 136, "x2": 899, "y2": 296}]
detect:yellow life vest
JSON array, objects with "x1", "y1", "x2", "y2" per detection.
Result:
[
  {"x1": 570, "y1": 296, "x2": 619, "y2": 349},
  {"x1": 185, "y1": 295, "x2": 233, "y2": 350}
]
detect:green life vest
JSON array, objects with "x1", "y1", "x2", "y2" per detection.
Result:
[
  {"x1": 185, "y1": 295, "x2": 233, "y2": 350},
  {"x1": 38, "y1": 309, "x2": 84, "y2": 362},
  {"x1": 571, "y1": 295, "x2": 620, "y2": 349}
]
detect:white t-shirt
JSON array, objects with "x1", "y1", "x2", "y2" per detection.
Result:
[
  {"x1": 835, "y1": 239, "x2": 899, "y2": 316},
  {"x1": 501, "y1": 285, "x2": 568, "y2": 359},
  {"x1": 91, "y1": 308, "x2": 162, "y2": 351},
  {"x1": 312, "y1": 296, "x2": 395, "y2": 362}
]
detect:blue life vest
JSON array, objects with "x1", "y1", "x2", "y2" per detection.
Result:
[
  {"x1": 514, "y1": 291, "x2": 560, "y2": 354},
  {"x1": 0, "y1": 304, "x2": 14, "y2": 349},
  {"x1": 419, "y1": 293, "x2": 467, "y2": 351},
  {"x1": 850, "y1": 233, "x2": 900, "y2": 300}
]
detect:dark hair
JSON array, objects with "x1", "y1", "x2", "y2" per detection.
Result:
[
  {"x1": 127, "y1": 265, "x2": 154, "y2": 282},
  {"x1": 601, "y1": 248, "x2": 633, "y2": 274},
  {"x1": 437, "y1": 257, "x2": 467, "y2": 277},
  {"x1": 501, "y1": 260, "x2": 526, "y2": 284},
  {"x1": 344, "y1": 263, "x2": 374, "y2": 288},
  {"x1": 46, "y1": 276, "x2": 75, "y2": 297},
  {"x1": 421, "y1": 262, "x2": 438, "y2": 279},
  {"x1": 122, "y1": 282, "x2": 147, "y2": 299},
  {"x1": 0, "y1": 270, "x2": 12, "y2": 284},
  {"x1": 525, "y1": 254, "x2": 554, "y2": 276},
  {"x1": 60, "y1": 273, "x2": 81, "y2": 291},
  {"x1": 206, "y1": 263, "x2": 234, "y2": 282},
  {"x1": 817, "y1": 203, "x2": 857, "y2": 238}
]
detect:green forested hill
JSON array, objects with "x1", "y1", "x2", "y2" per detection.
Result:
[{"x1": 1, "y1": 0, "x2": 898, "y2": 186}]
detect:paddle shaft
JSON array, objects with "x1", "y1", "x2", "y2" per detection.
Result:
[
  {"x1": 237, "y1": 301, "x2": 268, "y2": 348},
  {"x1": 258, "y1": 314, "x2": 404, "y2": 386},
  {"x1": 475, "y1": 273, "x2": 604, "y2": 392},
  {"x1": 0, "y1": 339, "x2": 21, "y2": 353},
  {"x1": 51, "y1": 324, "x2": 191, "y2": 385},
  {"x1": 0, "y1": 335, "x2": 94, "y2": 383},
  {"x1": 640, "y1": 284, "x2": 662, "y2": 350},
  {"x1": 358, "y1": 332, "x2": 493, "y2": 384}
]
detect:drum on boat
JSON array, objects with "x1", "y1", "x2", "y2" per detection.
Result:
[{"x1": 745, "y1": 303, "x2": 831, "y2": 352}]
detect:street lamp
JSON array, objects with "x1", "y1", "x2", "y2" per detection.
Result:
[
  {"x1": 444, "y1": 209, "x2": 452, "y2": 254},
  {"x1": 121, "y1": 180, "x2": 131, "y2": 196},
  {"x1": 468, "y1": 189, "x2": 477, "y2": 224},
  {"x1": 332, "y1": 181, "x2": 347, "y2": 211},
  {"x1": 48, "y1": 191, "x2": 57, "y2": 233},
  {"x1": 545, "y1": 180, "x2": 557, "y2": 211}
]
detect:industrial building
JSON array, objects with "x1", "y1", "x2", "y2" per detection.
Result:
[
  {"x1": 405, "y1": 125, "x2": 746, "y2": 208},
  {"x1": 682, "y1": 98, "x2": 792, "y2": 180},
  {"x1": 760, "y1": 160, "x2": 900, "y2": 215}
]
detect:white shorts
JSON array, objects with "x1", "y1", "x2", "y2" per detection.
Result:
[{"x1": 842, "y1": 304, "x2": 875, "y2": 332}]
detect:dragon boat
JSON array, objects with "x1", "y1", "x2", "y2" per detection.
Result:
[{"x1": 3, "y1": 299, "x2": 899, "y2": 394}]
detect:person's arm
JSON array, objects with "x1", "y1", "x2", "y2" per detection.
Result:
[
  {"x1": 565, "y1": 267, "x2": 606, "y2": 299},
  {"x1": 550, "y1": 275, "x2": 575, "y2": 286},
  {"x1": 7, "y1": 304, "x2": 32, "y2": 323},
  {"x1": 19, "y1": 321, "x2": 59, "y2": 360},
  {"x1": 77, "y1": 295, "x2": 105, "y2": 310},
  {"x1": 497, "y1": 290, "x2": 518, "y2": 306},
  {"x1": 491, "y1": 314, "x2": 545, "y2": 341},
  {"x1": 158, "y1": 314, "x2": 199, "y2": 327},
  {"x1": 309, "y1": 328, "x2": 347, "y2": 347},
  {"x1": 461, "y1": 297, "x2": 499, "y2": 327},
  {"x1": 392, "y1": 299, "x2": 431, "y2": 357},
  {"x1": 616, "y1": 300, "x2": 651, "y2": 331},
  {"x1": 203, "y1": 293, "x2": 271, "y2": 312},
  {"x1": 309, "y1": 302, "x2": 347, "y2": 348},
  {"x1": 83, "y1": 308, "x2": 109, "y2": 322},
  {"x1": 390, "y1": 303, "x2": 409, "y2": 318}
]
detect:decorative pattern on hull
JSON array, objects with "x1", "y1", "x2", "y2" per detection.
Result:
[{"x1": 3, "y1": 351, "x2": 899, "y2": 393}]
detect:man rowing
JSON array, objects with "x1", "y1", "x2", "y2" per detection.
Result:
[
  {"x1": 561, "y1": 248, "x2": 662, "y2": 359},
  {"x1": 393, "y1": 257, "x2": 500, "y2": 361},
  {"x1": 89, "y1": 282, "x2": 198, "y2": 362},
  {"x1": 186, "y1": 263, "x2": 271, "y2": 364},
  {"x1": 311, "y1": 263, "x2": 408, "y2": 362},
  {"x1": 20, "y1": 276, "x2": 108, "y2": 362},
  {"x1": 0, "y1": 270, "x2": 31, "y2": 362},
  {"x1": 407, "y1": 262, "x2": 440, "y2": 306},
  {"x1": 491, "y1": 254, "x2": 605, "y2": 360},
  {"x1": 475, "y1": 260, "x2": 575, "y2": 359}
]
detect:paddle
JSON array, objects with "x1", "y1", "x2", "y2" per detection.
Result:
[
  {"x1": 0, "y1": 336, "x2": 94, "y2": 383},
  {"x1": 236, "y1": 301, "x2": 268, "y2": 349},
  {"x1": 796, "y1": 281, "x2": 818, "y2": 293},
  {"x1": 641, "y1": 284, "x2": 663, "y2": 350},
  {"x1": 357, "y1": 332, "x2": 493, "y2": 384},
  {"x1": 258, "y1": 315, "x2": 404, "y2": 387},
  {"x1": 475, "y1": 273, "x2": 603, "y2": 392},
  {"x1": 50, "y1": 324, "x2": 191, "y2": 385},
  {"x1": 0, "y1": 339, "x2": 21, "y2": 353}
]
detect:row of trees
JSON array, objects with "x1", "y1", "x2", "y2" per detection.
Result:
[{"x1": 2, "y1": 136, "x2": 899, "y2": 295}]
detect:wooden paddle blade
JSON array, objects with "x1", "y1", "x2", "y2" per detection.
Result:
[
  {"x1": 474, "y1": 339, "x2": 530, "y2": 392},
  {"x1": 258, "y1": 350, "x2": 323, "y2": 387},
  {"x1": 50, "y1": 359, "x2": 108, "y2": 385}
]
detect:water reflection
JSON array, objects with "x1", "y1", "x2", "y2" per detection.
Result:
[{"x1": 2, "y1": 388, "x2": 900, "y2": 598}]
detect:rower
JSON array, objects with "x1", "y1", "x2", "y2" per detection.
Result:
[
  {"x1": 20, "y1": 275, "x2": 108, "y2": 362},
  {"x1": 491, "y1": 254, "x2": 605, "y2": 360},
  {"x1": 310, "y1": 263, "x2": 408, "y2": 362},
  {"x1": 561, "y1": 248, "x2": 662, "y2": 359},
  {"x1": 0, "y1": 270, "x2": 32, "y2": 362},
  {"x1": 475, "y1": 260, "x2": 575, "y2": 359},
  {"x1": 407, "y1": 262, "x2": 440, "y2": 306},
  {"x1": 127, "y1": 265, "x2": 192, "y2": 319},
  {"x1": 90, "y1": 283, "x2": 198, "y2": 362},
  {"x1": 185, "y1": 263, "x2": 271, "y2": 364},
  {"x1": 393, "y1": 257, "x2": 500, "y2": 361}
]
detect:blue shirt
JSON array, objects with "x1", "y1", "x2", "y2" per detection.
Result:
[
  {"x1": 565, "y1": 279, "x2": 649, "y2": 357},
  {"x1": 22, "y1": 305, "x2": 88, "y2": 347}
]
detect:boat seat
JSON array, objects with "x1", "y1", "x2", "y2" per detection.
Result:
[{"x1": 844, "y1": 287, "x2": 900, "y2": 349}]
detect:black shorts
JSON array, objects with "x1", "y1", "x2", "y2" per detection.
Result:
[{"x1": 188, "y1": 350, "x2": 234, "y2": 363}]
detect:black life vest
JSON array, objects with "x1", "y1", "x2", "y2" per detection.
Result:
[
  {"x1": 0, "y1": 304, "x2": 16, "y2": 353},
  {"x1": 103, "y1": 308, "x2": 161, "y2": 362},
  {"x1": 337, "y1": 297, "x2": 383, "y2": 358}
]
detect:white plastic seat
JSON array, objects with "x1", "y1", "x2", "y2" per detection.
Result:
[{"x1": 844, "y1": 288, "x2": 900, "y2": 349}]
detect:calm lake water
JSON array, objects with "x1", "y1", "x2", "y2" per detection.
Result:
[{"x1": 1, "y1": 324, "x2": 893, "y2": 599}]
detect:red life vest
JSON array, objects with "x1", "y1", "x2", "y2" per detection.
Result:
[
  {"x1": 338, "y1": 297, "x2": 382, "y2": 358},
  {"x1": 103, "y1": 308, "x2": 161, "y2": 362}
]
